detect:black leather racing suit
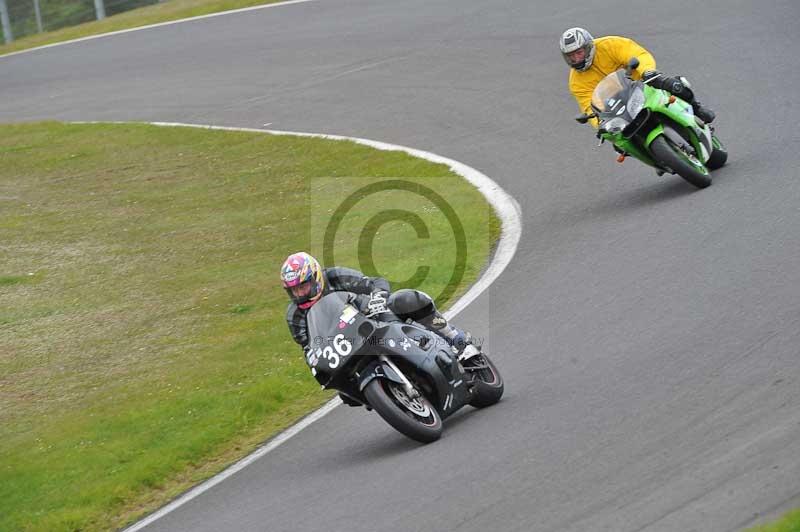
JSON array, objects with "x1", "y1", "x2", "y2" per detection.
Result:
[
  {"x1": 285, "y1": 267, "x2": 390, "y2": 350},
  {"x1": 285, "y1": 267, "x2": 469, "y2": 406}
]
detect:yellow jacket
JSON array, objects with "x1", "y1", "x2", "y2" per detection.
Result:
[{"x1": 568, "y1": 36, "x2": 656, "y2": 126}]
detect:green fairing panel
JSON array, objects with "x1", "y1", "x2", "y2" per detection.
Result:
[
  {"x1": 601, "y1": 84, "x2": 704, "y2": 167},
  {"x1": 658, "y1": 99, "x2": 696, "y2": 129},
  {"x1": 642, "y1": 85, "x2": 702, "y2": 153},
  {"x1": 645, "y1": 123, "x2": 665, "y2": 147}
]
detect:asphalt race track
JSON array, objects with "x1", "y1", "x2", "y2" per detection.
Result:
[{"x1": 3, "y1": 1, "x2": 800, "y2": 530}]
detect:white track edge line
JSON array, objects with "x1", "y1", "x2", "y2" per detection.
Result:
[
  {"x1": 94, "y1": 120, "x2": 523, "y2": 532},
  {"x1": 0, "y1": 0, "x2": 318, "y2": 60}
]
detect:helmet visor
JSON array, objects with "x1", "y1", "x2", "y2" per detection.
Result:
[
  {"x1": 293, "y1": 281, "x2": 315, "y2": 298},
  {"x1": 285, "y1": 279, "x2": 321, "y2": 307},
  {"x1": 565, "y1": 48, "x2": 586, "y2": 68}
]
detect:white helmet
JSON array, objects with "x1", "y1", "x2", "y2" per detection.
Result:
[{"x1": 559, "y1": 27, "x2": 595, "y2": 72}]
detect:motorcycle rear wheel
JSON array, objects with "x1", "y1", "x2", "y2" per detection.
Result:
[
  {"x1": 364, "y1": 378, "x2": 443, "y2": 443},
  {"x1": 649, "y1": 135, "x2": 712, "y2": 189}
]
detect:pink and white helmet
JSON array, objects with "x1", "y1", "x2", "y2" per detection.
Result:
[{"x1": 280, "y1": 252, "x2": 325, "y2": 309}]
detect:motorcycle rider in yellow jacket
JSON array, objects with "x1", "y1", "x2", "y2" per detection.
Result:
[{"x1": 560, "y1": 28, "x2": 715, "y2": 127}]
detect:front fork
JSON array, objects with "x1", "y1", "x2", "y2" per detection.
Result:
[{"x1": 378, "y1": 354, "x2": 420, "y2": 399}]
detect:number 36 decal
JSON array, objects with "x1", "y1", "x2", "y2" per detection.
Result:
[{"x1": 307, "y1": 334, "x2": 352, "y2": 369}]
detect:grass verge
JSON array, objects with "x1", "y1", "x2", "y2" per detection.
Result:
[
  {"x1": 748, "y1": 509, "x2": 800, "y2": 532},
  {"x1": 0, "y1": 121, "x2": 500, "y2": 531},
  {"x1": 0, "y1": 0, "x2": 286, "y2": 56}
]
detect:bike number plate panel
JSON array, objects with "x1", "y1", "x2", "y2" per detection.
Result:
[{"x1": 306, "y1": 333, "x2": 353, "y2": 371}]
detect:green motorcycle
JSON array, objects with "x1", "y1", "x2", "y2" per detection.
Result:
[{"x1": 576, "y1": 58, "x2": 727, "y2": 189}]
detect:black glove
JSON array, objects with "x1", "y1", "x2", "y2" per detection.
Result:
[
  {"x1": 642, "y1": 69, "x2": 663, "y2": 83},
  {"x1": 367, "y1": 290, "x2": 389, "y2": 316}
]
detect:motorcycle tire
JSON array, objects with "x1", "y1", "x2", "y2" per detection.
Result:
[
  {"x1": 364, "y1": 378, "x2": 443, "y2": 443},
  {"x1": 464, "y1": 353, "x2": 504, "y2": 408},
  {"x1": 706, "y1": 134, "x2": 728, "y2": 170},
  {"x1": 649, "y1": 135, "x2": 712, "y2": 189}
]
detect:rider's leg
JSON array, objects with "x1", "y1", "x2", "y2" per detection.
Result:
[
  {"x1": 388, "y1": 289, "x2": 475, "y2": 354},
  {"x1": 652, "y1": 74, "x2": 715, "y2": 123}
]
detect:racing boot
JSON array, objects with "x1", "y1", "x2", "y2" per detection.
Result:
[
  {"x1": 691, "y1": 100, "x2": 716, "y2": 124},
  {"x1": 666, "y1": 75, "x2": 716, "y2": 124},
  {"x1": 420, "y1": 311, "x2": 476, "y2": 357},
  {"x1": 448, "y1": 329, "x2": 479, "y2": 359}
]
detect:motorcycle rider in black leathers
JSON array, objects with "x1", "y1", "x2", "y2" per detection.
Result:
[{"x1": 280, "y1": 252, "x2": 475, "y2": 405}]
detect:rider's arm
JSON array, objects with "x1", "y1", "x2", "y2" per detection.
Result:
[
  {"x1": 607, "y1": 35, "x2": 656, "y2": 79},
  {"x1": 285, "y1": 303, "x2": 310, "y2": 349},
  {"x1": 325, "y1": 266, "x2": 390, "y2": 295},
  {"x1": 569, "y1": 73, "x2": 598, "y2": 127}
]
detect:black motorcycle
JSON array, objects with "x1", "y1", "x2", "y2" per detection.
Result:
[{"x1": 305, "y1": 291, "x2": 504, "y2": 443}]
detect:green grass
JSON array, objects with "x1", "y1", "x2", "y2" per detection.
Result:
[
  {"x1": 0, "y1": 0, "x2": 285, "y2": 56},
  {"x1": 748, "y1": 509, "x2": 800, "y2": 532},
  {"x1": 0, "y1": 121, "x2": 500, "y2": 531}
]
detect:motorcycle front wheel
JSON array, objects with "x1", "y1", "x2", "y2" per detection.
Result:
[
  {"x1": 649, "y1": 135, "x2": 712, "y2": 189},
  {"x1": 364, "y1": 378, "x2": 443, "y2": 443}
]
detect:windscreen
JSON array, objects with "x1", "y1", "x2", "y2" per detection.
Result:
[
  {"x1": 307, "y1": 292, "x2": 352, "y2": 341},
  {"x1": 591, "y1": 71, "x2": 626, "y2": 113}
]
